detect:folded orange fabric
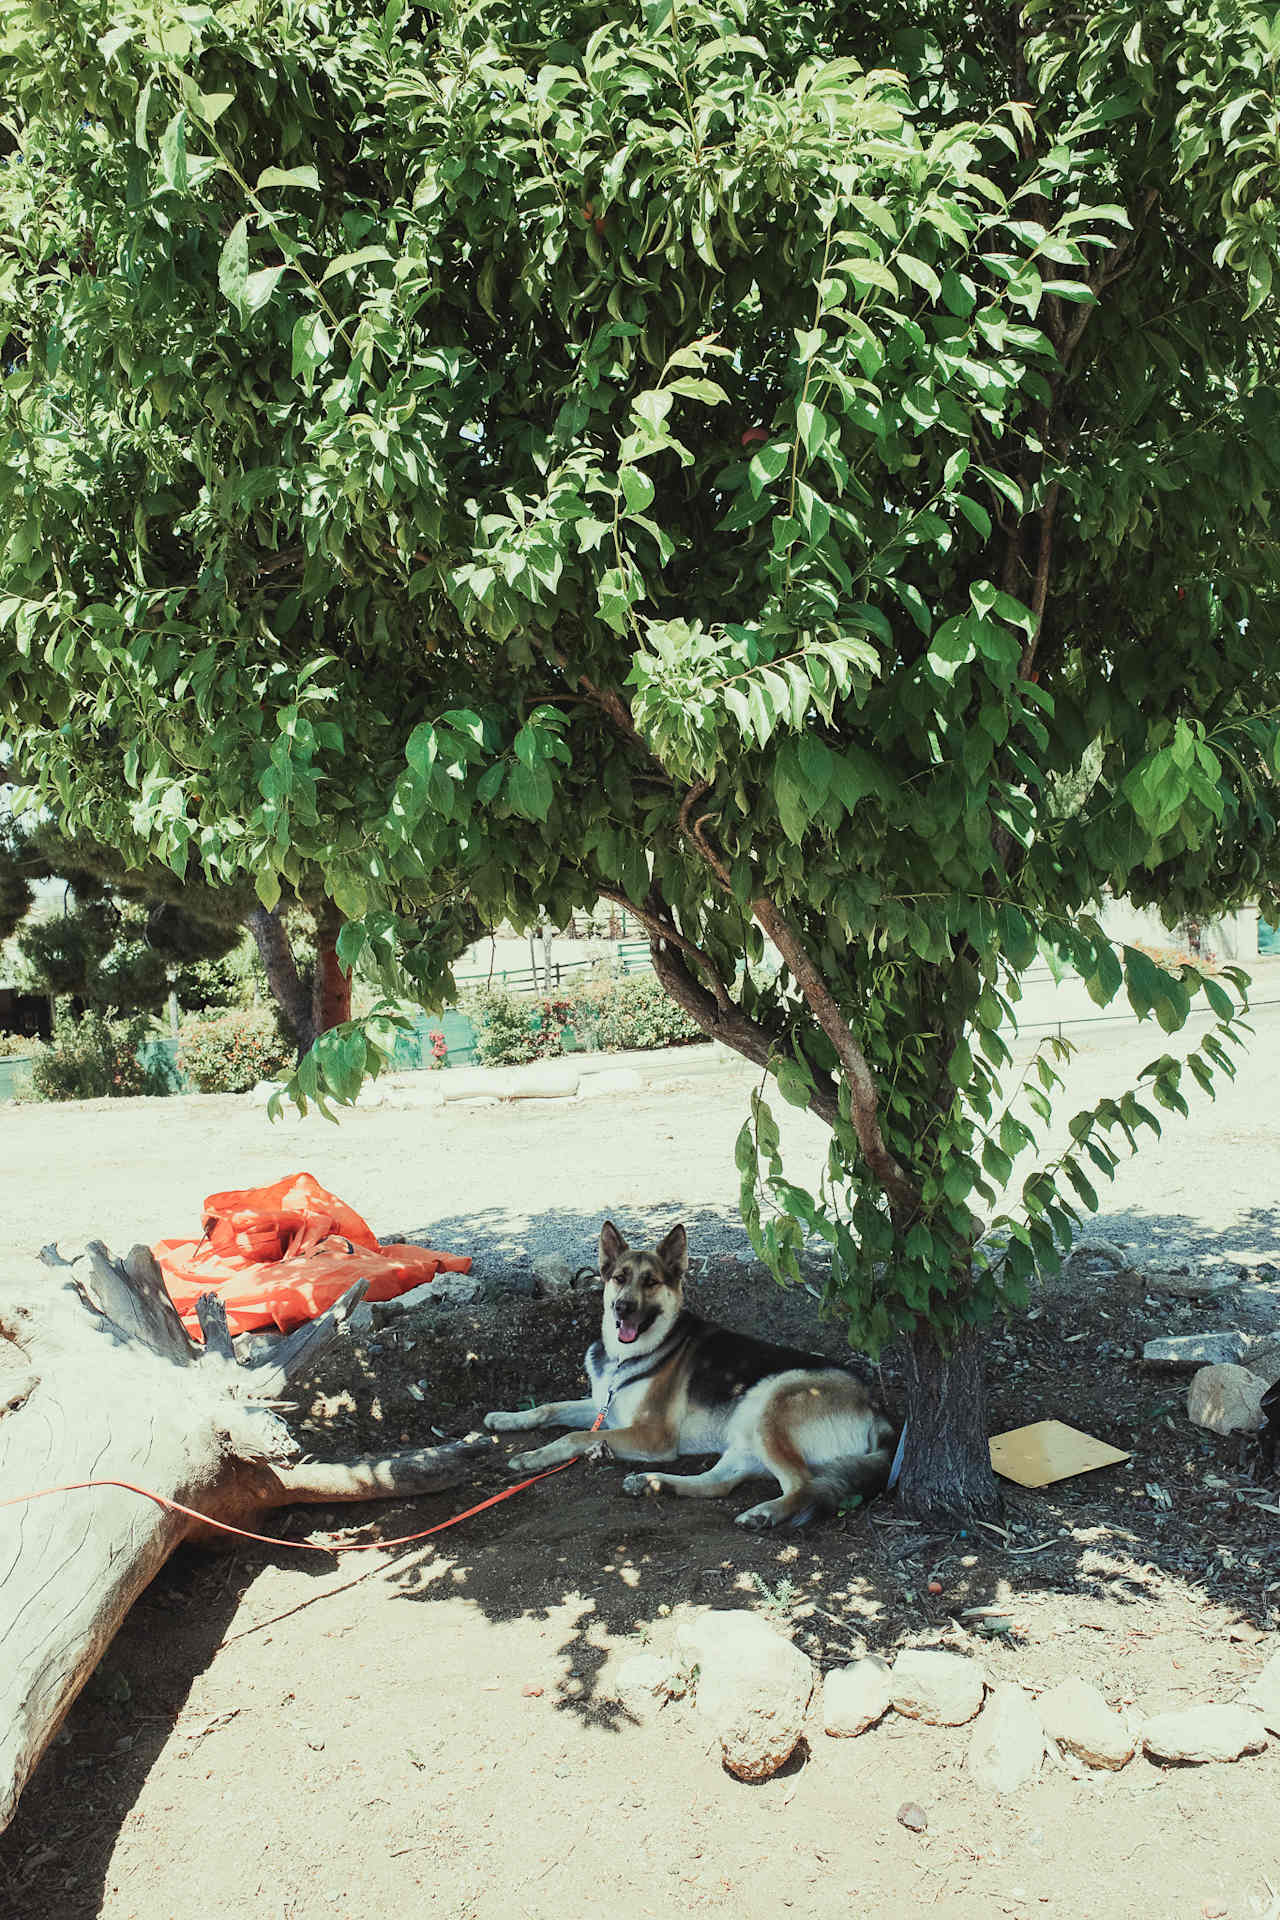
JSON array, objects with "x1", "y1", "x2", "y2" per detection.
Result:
[{"x1": 153, "y1": 1171, "x2": 470, "y2": 1338}]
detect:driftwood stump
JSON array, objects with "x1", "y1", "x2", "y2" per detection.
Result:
[{"x1": 0, "y1": 1242, "x2": 493, "y2": 1832}]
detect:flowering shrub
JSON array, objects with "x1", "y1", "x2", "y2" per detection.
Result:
[
  {"x1": 570, "y1": 973, "x2": 706, "y2": 1053},
  {"x1": 176, "y1": 1008, "x2": 293, "y2": 1094},
  {"x1": 0, "y1": 1031, "x2": 43, "y2": 1058},
  {"x1": 466, "y1": 974, "x2": 707, "y2": 1067},
  {"x1": 29, "y1": 1012, "x2": 169, "y2": 1101},
  {"x1": 465, "y1": 990, "x2": 563, "y2": 1066},
  {"x1": 429, "y1": 1029, "x2": 448, "y2": 1066}
]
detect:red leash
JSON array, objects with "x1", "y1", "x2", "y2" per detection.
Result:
[{"x1": 0, "y1": 1415, "x2": 607, "y2": 1554}]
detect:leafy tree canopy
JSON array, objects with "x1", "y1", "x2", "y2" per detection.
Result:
[
  {"x1": 0, "y1": 818, "x2": 245, "y2": 1014},
  {"x1": 4, "y1": 0, "x2": 1280, "y2": 1511}
]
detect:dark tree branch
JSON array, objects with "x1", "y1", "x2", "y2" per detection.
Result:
[
  {"x1": 646, "y1": 930, "x2": 842, "y2": 1130},
  {"x1": 595, "y1": 884, "x2": 732, "y2": 1010},
  {"x1": 676, "y1": 787, "x2": 919, "y2": 1214}
]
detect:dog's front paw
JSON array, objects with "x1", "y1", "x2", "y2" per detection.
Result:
[
  {"x1": 484, "y1": 1410, "x2": 523, "y2": 1432},
  {"x1": 622, "y1": 1472, "x2": 662, "y2": 1498},
  {"x1": 508, "y1": 1450, "x2": 548, "y2": 1474}
]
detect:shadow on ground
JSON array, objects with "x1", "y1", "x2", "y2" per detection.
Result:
[{"x1": 3, "y1": 1200, "x2": 1277, "y2": 1917}]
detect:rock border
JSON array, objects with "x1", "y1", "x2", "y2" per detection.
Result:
[{"x1": 613, "y1": 1610, "x2": 1279, "y2": 1788}]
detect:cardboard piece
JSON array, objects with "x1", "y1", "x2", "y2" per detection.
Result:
[{"x1": 988, "y1": 1418, "x2": 1130, "y2": 1489}]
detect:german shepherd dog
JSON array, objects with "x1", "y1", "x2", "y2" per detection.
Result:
[{"x1": 484, "y1": 1221, "x2": 897, "y2": 1528}]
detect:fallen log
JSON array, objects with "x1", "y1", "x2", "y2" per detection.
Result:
[{"x1": 0, "y1": 1242, "x2": 493, "y2": 1832}]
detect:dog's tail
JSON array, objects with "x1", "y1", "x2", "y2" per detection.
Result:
[{"x1": 793, "y1": 1420, "x2": 899, "y2": 1526}]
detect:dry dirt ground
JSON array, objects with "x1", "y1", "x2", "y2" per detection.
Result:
[{"x1": 2, "y1": 1006, "x2": 1280, "y2": 1920}]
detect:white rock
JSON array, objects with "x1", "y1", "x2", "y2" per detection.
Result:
[
  {"x1": 676, "y1": 1611, "x2": 814, "y2": 1782},
  {"x1": 615, "y1": 1652, "x2": 673, "y2": 1721},
  {"x1": 532, "y1": 1252, "x2": 576, "y2": 1296},
  {"x1": 419, "y1": 1271, "x2": 482, "y2": 1308},
  {"x1": 1143, "y1": 1332, "x2": 1249, "y2": 1369},
  {"x1": 1071, "y1": 1239, "x2": 1131, "y2": 1269},
  {"x1": 1187, "y1": 1364, "x2": 1268, "y2": 1436},
  {"x1": 371, "y1": 1278, "x2": 443, "y2": 1320},
  {"x1": 1242, "y1": 1650, "x2": 1280, "y2": 1735},
  {"x1": 891, "y1": 1650, "x2": 987, "y2": 1726},
  {"x1": 577, "y1": 1067, "x2": 644, "y2": 1098},
  {"x1": 502, "y1": 1065, "x2": 581, "y2": 1101},
  {"x1": 824, "y1": 1656, "x2": 892, "y2": 1737},
  {"x1": 391, "y1": 1080, "x2": 447, "y2": 1108},
  {"x1": 1038, "y1": 1676, "x2": 1136, "y2": 1770},
  {"x1": 967, "y1": 1682, "x2": 1046, "y2": 1793},
  {"x1": 1141, "y1": 1266, "x2": 1239, "y2": 1299},
  {"x1": 1142, "y1": 1704, "x2": 1269, "y2": 1763}
]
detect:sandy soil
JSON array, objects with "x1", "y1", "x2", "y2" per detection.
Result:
[{"x1": 2, "y1": 1009, "x2": 1279, "y2": 1920}]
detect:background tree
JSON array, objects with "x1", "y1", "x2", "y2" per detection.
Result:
[
  {"x1": 3, "y1": 0, "x2": 1279, "y2": 1519},
  {"x1": 0, "y1": 810, "x2": 362, "y2": 1053}
]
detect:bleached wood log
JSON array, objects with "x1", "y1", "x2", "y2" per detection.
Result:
[{"x1": 0, "y1": 1243, "x2": 491, "y2": 1831}]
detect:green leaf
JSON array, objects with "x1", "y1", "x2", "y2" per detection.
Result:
[
  {"x1": 981, "y1": 1139, "x2": 1013, "y2": 1185},
  {"x1": 242, "y1": 266, "x2": 284, "y2": 315},
  {"x1": 257, "y1": 165, "x2": 321, "y2": 192},
  {"x1": 218, "y1": 218, "x2": 250, "y2": 314},
  {"x1": 98, "y1": 24, "x2": 132, "y2": 61},
  {"x1": 796, "y1": 400, "x2": 830, "y2": 457},
  {"x1": 948, "y1": 1037, "x2": 973, "y2": 1087},
  {"x1": 476, "y1": 762, "x2": 505, "y2": 804},
  {"x1": 620, "y1": 468, "x2": 655, "y2": 515},
  {"x1": 955, "y1": 495, "x2": 992, "y2": 539},
  {"x1": 505, "y1": 758, "x2": 553, "y2": 821},
  {"x1": 321, "y1": 246, "x2": 394, "y2": 281},
  {"x1": 158, "y1": 110, "x2": 188, "y2": 192},
  {"x1": 190, "y1": 90, "x2": 234, "y2": 126},
  {"x1": 291, "y1": 312, "x2": 331, "y2": 383},
  {"x1": 748, "y1": 443, "x2": 790, "y2": 496},
  {"x1": 666, "y1": 376, "x2": 729, "y2": 404},
  {"x1": 775, "y1": 1058, "x2": 813, "y2": 1108}
]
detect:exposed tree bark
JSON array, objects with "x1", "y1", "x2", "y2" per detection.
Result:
[
  {"x1": 894, "y1": 1323, "x2": 1000, "y2": 1524},
  {"x1": 0, "y1": 1243, "x2": 493, "y2": 1833},
  {"x1": 311, "y1": 901, "x2": 351, "y2": 1037},
  {"x1": 246, "y1": 904, "x2": 315, "y2": 1056}
]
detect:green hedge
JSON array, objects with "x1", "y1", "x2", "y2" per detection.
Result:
[
  {"x1": 30, "y1": 1012, "x2": 170, "y2": 1101},
  {"x1": 466, "y1": 972, "x2": 707, "y2": 1067}
]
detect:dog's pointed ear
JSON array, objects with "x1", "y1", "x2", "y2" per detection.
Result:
[
  {"x1": 599, "y1": 1220, "x2": 628, "y2": 1278},
  {"x1": 655, "y1": 1222, "x2": 688, "y2": 1281}
]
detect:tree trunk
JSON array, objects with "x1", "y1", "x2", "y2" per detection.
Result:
[
  {"x1": 245, "y1": 904, "x2": 315, "y2": 1056},
  {"x1": 311, "y1": 903, "x2": 351, "y2": 1037},
  {"x1": 0, "y1": 1243, "x2": 493, "y2": 1833},
  {"x1": 894, "y1": 1322, "x2": 1000, "y2": 1525}
]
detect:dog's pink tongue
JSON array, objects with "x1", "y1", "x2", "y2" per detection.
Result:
[{"x1": 617, "y1": 1322, "x2": 639, "y2": 1345}]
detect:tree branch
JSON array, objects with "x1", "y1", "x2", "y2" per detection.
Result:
[
  {"x1": 596, "y1": 884, "x2": 732, "y2": 1011},
  {"x1": 645, "y1": 931, "x2": 842, "y2": 1130},
  {"x1": 1019, "y1": 478, "x2": 1061, "y2": 680},
  {"x1": 676, "y1": 787, "x2": 919, "y2": 1214}
]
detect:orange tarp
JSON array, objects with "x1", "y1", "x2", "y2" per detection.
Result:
[{"x1": 153, "y1": 1171, "x2": 470, "y2": 1339}]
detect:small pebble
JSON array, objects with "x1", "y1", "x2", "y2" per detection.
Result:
[
  {"x1": 896, "y1": 1802, "x2": 928, "y2": 1833},
  {"x1": 928, "y1": 1580, "x2": 943, "y2": 1594}
]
